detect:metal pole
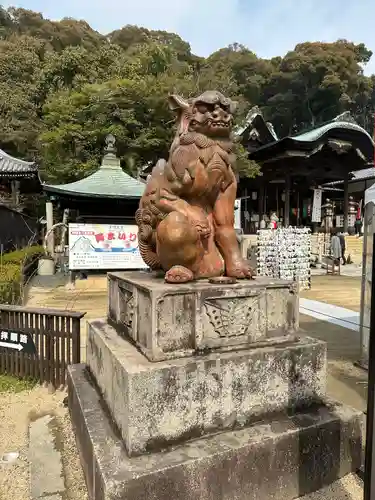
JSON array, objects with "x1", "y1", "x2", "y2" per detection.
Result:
[{"x1": 364, "y1": 232, "x2": 375, "y2": 499}]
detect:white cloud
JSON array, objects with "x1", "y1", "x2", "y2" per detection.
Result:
[{"x1": 2, "y1": 0, "x2": 375, "y2": 74}]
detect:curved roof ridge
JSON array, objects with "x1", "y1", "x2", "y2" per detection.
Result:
[
  {"x1": 0, "y1": 148, "x2": 36, "y2": 166},
  {"x1": 0, "y1": 148, "x2": 37, "y2": 175},
  {"x1": 43, "y1": 163, "x2": 145, "y2": 199},
  {"x1": 292, "y1": 120, "x2": 374, "y2": 144}
]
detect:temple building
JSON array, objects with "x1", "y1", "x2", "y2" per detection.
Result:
[
  {"x1": 0, "y1": 148, "x2": 41, "y2": 250},
  {"x1": 0, "y1": 148, "x2": 40, "y2": 213},
  {"x1": 237, "y1": 109, "x2": 374, "y2": 233},
  {"x1": 41, "y1": 135, "x2": 146, "y2": 259},
  {"x1": 42, "y1": 135, "x2": 145, "y2": 226}
]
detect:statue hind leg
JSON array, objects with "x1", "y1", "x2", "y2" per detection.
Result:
[{"x1": 156, "y1": 212, "x2": 204, "y2": 283}]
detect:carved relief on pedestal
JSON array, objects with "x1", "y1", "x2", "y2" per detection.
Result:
[
  {"x1": 119, "y1": 286, "x2": 135, "y2": 330},
  {"x1": 203, "y1": 296, "x2": 257, "y2": 338}
]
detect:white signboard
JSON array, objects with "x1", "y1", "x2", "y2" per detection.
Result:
[
  {"x1": 68, "y1": 223, "x2": 148, "y2": 270},
  {"x1": 234, "y1": 198, "x2": 242, "y2": 229},
  {"x1": 311, "y1": 189, "x2": 322, "y2": 223}
]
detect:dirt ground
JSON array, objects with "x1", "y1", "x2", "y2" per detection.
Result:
[
  {"x1": 0, "y1": 272, "x2": 366, "y2": 499},
  {"x1": 301, "y1": 274, "x2": 362, "y2": 312},
  {"x1": 0, "y1": 386, "x2": 87, "y2": 500}
]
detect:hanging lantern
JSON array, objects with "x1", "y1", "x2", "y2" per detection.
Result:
[{"x1": 251, "y1": 191, "x2": 257, "y2": 200}]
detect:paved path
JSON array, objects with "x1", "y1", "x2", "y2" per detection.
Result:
[
  {"x1": 29, "y1": 414, "x2": 65, "y2": 500},
  {"x1": 300, "y1": 298, "x2": 363, "y2": 333},
  {"x1": 311, "y1": 263, "x2": 362, "y2": 278}
]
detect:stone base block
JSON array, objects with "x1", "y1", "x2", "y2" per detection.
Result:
[
  {"x1": 107, "y1": 271, "x2": 299, "y2": 361},
  {"x1": 68, "y1": 363, "x2": 363, "y2": 500},
  {"x1": 87, "y1": 319, "x2": 327, "y2": 456}
]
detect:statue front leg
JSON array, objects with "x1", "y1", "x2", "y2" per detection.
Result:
[{"x1": 213, "y1": 173, "x2": 253, "y2": 279}]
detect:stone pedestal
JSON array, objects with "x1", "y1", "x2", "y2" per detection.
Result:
[
  {"x1": 107, "y1": 272, "x2": 299, "y2": 361},
  {"x1": 68, "y1": 272, "x2": 362, "y2": 500},
  {"x1": 87, "y1": 320, "x2": 326, "y2": 456}
]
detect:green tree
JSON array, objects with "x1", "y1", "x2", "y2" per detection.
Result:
[
  {"x1": 0, "y1": 35, "x2": 43, "y2": 157},
  {"x1": 233, "y1": 142, "x2": 260, "y2": 178},
  {"x1": 7, "y1": 7, "x2": 103, "y2": 51},
  {"x1": 261, "y1": 41, "x2": 374, "y2": 136}
]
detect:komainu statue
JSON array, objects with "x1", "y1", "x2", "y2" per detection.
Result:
[{"x1": 135, "y1": 90, "x2": 254, "y2": 283}]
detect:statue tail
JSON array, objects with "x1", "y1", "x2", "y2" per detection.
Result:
[
  {"x1": 136, "y1": 208, "x2": 161, "y2": 270},
  {"x1": 138, "y1": 238, "x2": 161, "y2": 269}
]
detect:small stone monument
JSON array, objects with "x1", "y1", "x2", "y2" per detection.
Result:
[{"x1": 68, "y1": 92, "x2": 362, "y2": 500}]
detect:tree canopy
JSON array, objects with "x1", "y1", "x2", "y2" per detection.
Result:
[{"x1": 0, "y1": 6, "x2": 373, "y2": 184}]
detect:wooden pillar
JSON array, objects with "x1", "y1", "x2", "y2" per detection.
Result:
[
  {"x1": 284, "y1": 173, "x2": 291, "y2": 227},
  {"x1": 343, "y1": 171, "x2": 349, "y2": 233},
  {"x1": 258, "y1": 183, "x2": 264, "y2": 218},
  {"x1": 297, "y1": 190, "x2": 300, "y2": 226}
]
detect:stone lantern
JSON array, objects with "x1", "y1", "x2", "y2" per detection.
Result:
[
  {"x1": 321, "y1": 199, "x2": 334, "y2": 233},
  {"x1": 348, "y1": 196, "x2": 358, "y2": 234}
]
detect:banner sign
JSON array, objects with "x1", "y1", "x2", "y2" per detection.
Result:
[
  {"x1": 311, "y1": 189, "x2": 322, "y2": 223},
  {"x1": 68, "y1": 223, "x2": 148, "y2": 270}
]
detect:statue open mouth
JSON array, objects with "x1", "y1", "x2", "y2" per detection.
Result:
[{"x1": 211, "y1": 121, "x2": 230, "y2": 128}]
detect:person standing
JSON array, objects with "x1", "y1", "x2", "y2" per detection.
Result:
[
  {"x1": 355, "y1": 201, "x2": 363, "y2": 237},
  {"x1": 330, "y1": 229, "x2": 342, "y2": 264},
  {"x1": 338, "y1": 231, "x2": 346, "y2": 265},
  {"x1": 269, "y1": 212, "x2": 278, "y2": 229},
  {"x1": 355, "y1": 218, "x2": 363, "y2": 237}
]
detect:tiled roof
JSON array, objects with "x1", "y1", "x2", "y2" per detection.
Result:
[
  {"x1": 324, "y1": 166, "x2": 375, "y2": 186},
  {"x1": 234, "y1": 106, "x2": 279, "y2": 141},
  {"x1": 249, "y1": 113, "x2": 374, "y2": 166},
  {"x1": 292, "y1": 120, "x2": 374, "y2": 144},
  {"x1": 0, "y1": 149, "x2": 37, "y2": 176},
  {"x1": 43, "y1": 153, "x2": 145, "y2": 199},
  {"x1": 351, "y1": 167, "x2": 375, "y2": 181}
]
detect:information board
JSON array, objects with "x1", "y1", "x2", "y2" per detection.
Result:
[{"x1": 68, "y1": 223, "x2": 148, "y2": 270}]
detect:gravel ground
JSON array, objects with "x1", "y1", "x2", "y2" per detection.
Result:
[
  {"x1": 0, "y1": 386, "x2": 88, "y2": 500},
  {"x1": 0, "y1": 383, "x2": 364, "y2": 500},
  {"x1": 300, "y1": 474, "x2": 363, "y2": 499}
]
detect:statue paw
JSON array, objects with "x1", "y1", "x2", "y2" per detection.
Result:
[
  {"x1": 226, "y1": 260, "x2": 254, "y2": 280},
  {"x1": 165, "y1": 266, "x2": 194, "y2": 284},
  {"x1": 193, "y1": 220, "x2": 211, "y2": 239}
]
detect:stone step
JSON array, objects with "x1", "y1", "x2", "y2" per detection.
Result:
[
  {"x1": 86, "y1": 319, "x2": 327, "y2": 456},
  {"x1": 344, "y1": 237, "x2": 363, "y2": 264},
  {"x1": 68, "y1": 363, "x2": 362, "y2": 500}
]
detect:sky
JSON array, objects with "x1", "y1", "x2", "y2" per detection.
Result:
[{"x1": 3, "y1": 0, "x2": 375, "y2": 75}]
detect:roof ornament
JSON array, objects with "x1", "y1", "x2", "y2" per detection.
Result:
[
  {"x1": 332, "y1": 111, "x2": 357, "y2": 125},
  {"x1": 104, "y1": 134, "x2": 117, "y2": 155}
]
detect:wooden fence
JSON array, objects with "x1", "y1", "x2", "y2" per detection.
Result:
[{"x1": 0, "y1": 304, "x2": 85, "y2": 387}]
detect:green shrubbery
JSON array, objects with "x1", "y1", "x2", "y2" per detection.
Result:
[
  {"x1": 2, "y1": 245, "x2": 44, "y2": 265},
  {"x1": 0, "y1": 374, "x2": 37, "y2": 393},
  {"x1": 0, "y1": 245, "x2": 44, "y2": 304}
]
